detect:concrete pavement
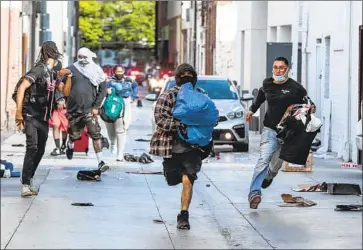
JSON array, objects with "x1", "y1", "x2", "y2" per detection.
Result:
[{"x1": 1, "y1": 99, "x2": 362, "y2": 249}]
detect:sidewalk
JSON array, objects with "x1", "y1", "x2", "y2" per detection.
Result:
[{"x1": 1, "y1": 101, "x2": 362, "y2": 249}]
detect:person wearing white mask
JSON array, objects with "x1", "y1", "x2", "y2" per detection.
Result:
[
  {"x1": 245, "y1": 57, "x2": 315, "y2": 209},
  {"x1": 61, "y1": 47, "x2": 110, "y2": 172}
]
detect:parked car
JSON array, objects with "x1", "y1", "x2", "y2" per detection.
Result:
[{"x1": 145, "y1": 75, "x2": 254, "y2": 152}]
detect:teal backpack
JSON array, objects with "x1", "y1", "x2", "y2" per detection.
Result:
[{"x1": 100, "y1": 90, "x2": 125, "y2": 123}]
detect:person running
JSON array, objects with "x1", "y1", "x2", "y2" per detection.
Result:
[
  {"x1": 246, "y1": 57, "x2": 315, "y2": 209},
  {"x1": 14, "y1": 41, "x2": 70, "y2": 197},
  {"x1": 49, "y1": 86, "x2": 68, "y2": 156},
  {"x1": 60, "y1": 47, "x2": 109, "y2": 172},
  {"x1": 104, "y1": 65, "x2": 138, "y2": 161},
  {"x1": 150, "y1": 63, "x2": 213, "y2": 230}
]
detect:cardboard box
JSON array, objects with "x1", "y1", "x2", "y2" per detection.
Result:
[{"x1": 282, "y1": 152, "x2": 313, "y2": 172}]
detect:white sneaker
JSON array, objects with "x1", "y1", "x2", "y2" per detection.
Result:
[
  {"x1": 29, "y1": 179, "x2": 38, "y2": 195},
  {"x1": 21, "y1": 185, "x2": 33, "y2": 197}
]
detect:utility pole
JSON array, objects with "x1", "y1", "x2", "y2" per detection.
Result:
[
  {"x1": 67, "y1": 0, "x2": 74, "y2": 65},
  {"x1": 193, "y1": 1, "x2": 197, "y2": 68}
]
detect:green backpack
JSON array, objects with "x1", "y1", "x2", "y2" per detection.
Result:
[{"x1": 100, "y1": 90, "x2": 125, "y2": 123}]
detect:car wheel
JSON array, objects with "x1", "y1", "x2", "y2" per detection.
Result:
[{"x1": 233, "y1": 143, "x2": 249, "y2": 152}]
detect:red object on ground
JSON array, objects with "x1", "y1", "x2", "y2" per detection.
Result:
[{"x1": 74, "y1": 128, "x2": 89, "y2": 154}]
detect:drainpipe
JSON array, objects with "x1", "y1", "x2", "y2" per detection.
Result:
[
  {"x1": 193, "y1": 0, "x2": 197, "y2": 68},
  {"x1": 67, "y1": 0, "x2": 74, "y2": 66},
  {"x1": 2, "y1": 1, "x2": 12, "y2": 131},
  {"x1": 345, "y1": 1, "x2": 353, "y2": 161},
  {"x1": 30, "y1": 1, "x2": 36, "y2": 65}
]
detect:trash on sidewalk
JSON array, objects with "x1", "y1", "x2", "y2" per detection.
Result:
[
  {"x1": 153, "y1": 219, "x2": 164, "y2": 224},
  {"x1": 11, "y1": 144, "x2": 24, "y2": 147},
  {"x1": 334, "y1": 204, "x2": 362, "y2": 211},
  {"x1": 278, "y1": 193, "x2": 317, "y2": 207},
  {"x1": 76, "y1": 170, "x2": 101, "y2": 181},
  {"x1": 124, "y1": 153, "x2": 154, "y2": 164},
  {"x1": 1, "y1": 159, "x2": 18, "y2": 178},
  {"x1": 126, "y1": 171, "x2": 162, "y2": 175},
  {"x1": 326, "y1": 183, "x2": 361, "y2": 195},
  {"x1": 135, "y1": 138, "x2": 151, "y2": 142},
  {"x1": 292, "y1": 183, "x2": 324, "y2": 192},
  {"x1": 71, "y1": 202, "x2": 94, "y2": 207}
]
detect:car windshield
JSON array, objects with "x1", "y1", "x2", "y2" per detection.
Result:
[{"x1": 165, "y1": 79, "x2": 238, "y2": 100}]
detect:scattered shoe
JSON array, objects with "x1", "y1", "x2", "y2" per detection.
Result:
[
  {"x1": 249, "y1": 194, "x2": 261, "y2": 209},
  {"x1": 98, "y1": 161, "x2": 110, "y2": 172}
]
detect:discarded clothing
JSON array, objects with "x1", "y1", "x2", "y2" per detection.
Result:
[
  {"x1": 292, "y1": 183, "x2": 324, "y2": 192},
  {"x1": 335, "y1": 204, "x2": 362, "y2": 211},
  {"x1": 124, "y1": 153, "x2": 154, "y2": 164},
  {"x1": 278, "y1": 193, "x2": 317, "y2": 207}
]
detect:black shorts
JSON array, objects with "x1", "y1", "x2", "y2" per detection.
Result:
[
  {"x1": 67, "y1": 113, "x2": 102, "y2": 141},
  {"x1": 162, "y1": 149, "x2": 202, "y2": 186}
]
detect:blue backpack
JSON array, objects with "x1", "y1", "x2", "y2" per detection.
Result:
[
  {"x1": 100, "y1": 89, "x2": 125, "y2": 123},
  {"x1": 173, "y1": 83, "x2": 219, "y2": 147}
]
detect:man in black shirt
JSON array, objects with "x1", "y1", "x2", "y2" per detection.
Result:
[
  {"x1": 61, "y1": 48, "x2": 109, "y2": 172},
  {"x1": 245, "y1": 57, "x2": 315, "y2": 209},
  {"x1": 15, "y1": 41, "x2": 71, "y2": 197}
]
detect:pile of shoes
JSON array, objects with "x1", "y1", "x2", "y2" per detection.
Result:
[{"x1": 124, "y1": 153, "x2": 154, "y2": 164}]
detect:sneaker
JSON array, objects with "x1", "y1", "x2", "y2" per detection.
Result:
[
  {"x1": 177, "y1": 213, "x2": 190, "y2": 230},
  {"x1": 98, "y1": 161, "x2": 110, "y2": 172},
  {"x1": 21, "y1": 185, "x2": 33, "y2": 197},
  {"x1": 29, "y1": 179, "x2": 39, "y2": 195},
  {"x1": 51, "y1": 148, "x2": 61, "y2": 156},
  {"x1": 249, "y1": 194, "x2": 261, "y2": 209},
  {"x1": 60, "y1": 144, "x2": 66, "y2": 154},
  {"x1": 262, "y1": 178, "x2": 273, "y2": 189},
  {"x1": 116, "y1": 158, "x2": 124, "y2": 162},
  {"x1": 66, "y1": 143, "x2": 74, "y2": 160}
]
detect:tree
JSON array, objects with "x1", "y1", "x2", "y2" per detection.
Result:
[{"x1": 78, "y1": 1, "x2": 155, "y2": 49}]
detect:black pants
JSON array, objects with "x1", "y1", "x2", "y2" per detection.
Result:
[
  {"x1": 163, "y1": 149, "x2": 202, "y2": 186},
  {"x1": 67, "y1": 113, "x2": 102, "y2": 142},
  {"x1": 22, "y1": 116, "x2": 49, "y2": 185}
]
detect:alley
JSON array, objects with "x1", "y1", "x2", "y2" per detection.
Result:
[{"x1": 1, "y1": 98, "x2": 362, "y2": 249}]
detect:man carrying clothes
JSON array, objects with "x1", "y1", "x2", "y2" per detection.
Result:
[
  {"x1": 61, "y1": 47, "x2": 109, "y2": 172},
  {"x1": 150, "y1": 63, "x2": 210, "y2": 230},
  {"x1": 245, "y1": 57, "x2": 315, "y2": 209},
  {"x1": 15, "y1": 41, "x2": 70, "y2": 197}
]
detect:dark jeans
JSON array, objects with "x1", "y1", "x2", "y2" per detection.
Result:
[
  {"x1": 22, "y1": 116, "x2": 49, "y2": 185},
  {"x1": 67, "y1": 113, "x2": 102, "y2": 142}
]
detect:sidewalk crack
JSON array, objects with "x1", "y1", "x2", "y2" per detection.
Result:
[{"x1": 201, "y1": 170, "x2": 276, "y2": 249}]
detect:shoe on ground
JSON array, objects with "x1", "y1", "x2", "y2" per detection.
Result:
[
  {"x1": 262, "y1": 178, "x2": 273, "y2": 189},
  {"x1": 249, "y1": 194, "x2": 261, "y2": 209},
  {"x1": 116, "y1": 158, "x2": 124, "y2": 162},
  {"x1": 177, "y1": 213, "x2": 190, "y2": 230},
  {"x1": 98, "y1": 161, "x2": 110, "y2": 172}
]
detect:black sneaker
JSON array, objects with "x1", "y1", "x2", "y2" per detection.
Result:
[
  {"x1": 98, "y1": 161, "x2": 110, "y2": 172},
  {"x1": 60, "y1": 144, "x2": 66, "y2": 154},
  {"x1": 66, "y1": 144, "x2": 74, "y2": 160},
  {"x1": 262, "y1": 178, "x2": 273, "y2": 189},
  {"x1": 177, "y1": 213, "x2": 190, "y2": 230}
]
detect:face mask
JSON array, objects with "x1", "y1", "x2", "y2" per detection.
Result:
[
  {"x1": 116, "y1": 74, "x2": 124, "y2": 79},
  {"x1": 53, "y1": 60, "x2": 62, "y2": 72},
  {"x1": 79, "y1": 59, "x2": 89, "y2": 67},
  {"x1": 272, "y1": 74, "x2": 286, "y2": 82},
  {"x1": 179, "y1": 76, "x2": 195, "y2": 86}
]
